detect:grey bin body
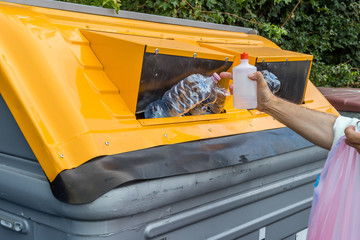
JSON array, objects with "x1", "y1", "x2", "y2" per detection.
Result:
[{"x1": 0, "y1": 94, "x2": 327, "y2": 240}]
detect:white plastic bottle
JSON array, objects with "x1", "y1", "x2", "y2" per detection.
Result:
[{"x1": 232, "y1": 52, "x2": 257, "y2": 109}]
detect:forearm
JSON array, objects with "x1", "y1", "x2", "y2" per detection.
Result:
[
  {"x1": 223, "y1": 71, "x2": 338, "y2": 149},
  {"x1": 264, "y1": 96, "x2": 337, "y2": 149}
]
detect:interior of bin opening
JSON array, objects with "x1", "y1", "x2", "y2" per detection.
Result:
[
  {"x1": 136, "y1": 53, "x2": 233, "y2": 116},
  {"x1": 255, "y1": 60, "x2": 311, "y2": 104}
]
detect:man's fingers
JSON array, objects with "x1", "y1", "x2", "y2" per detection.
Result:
[
  {"x1": 345, "y1": 125, "x2": 360, "y2": 144},
  {"x1": 247, "y1": 72, "x2": 258, "y2": 80},
  {"x1": 220, "y1": 72, "x2": 233, "y2": 94},
  {"x1": 248, "y1": 71, "x2": 268, "y2": 87},
  {"x1": 220, "y1": 72, "x2": 233, "y2": 79},
  {"x1": 229, "y1": 84, "x2": 233, "y2": 95},
  {"x1": 345, "y1": 125, "x2": 360, "y2": 153}
]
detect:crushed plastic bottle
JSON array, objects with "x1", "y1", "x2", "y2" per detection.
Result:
[
  {"x1": 261, "y1": 70, "x2": 281, "y2": 93},
  {"x1": 207, "y1": 86, "x2": 231, "y2": 114},
  {"x1": 144, "y1": 100, "x2": 176, "y2": 119},
  {"x1": 189, "y1": 73, "x2": 222, "y2": 115},
  {"x1": 188, "y1": 101, "x2": 211, "y2": 115},
  {"x1": 162, "y1": 73, "x2": 219, "y2": 116},
  {"x1": 190, "y1": 85, "x2": 230, "y2": 115},
  {"x1": 145, "y1": 73, "x2": 220, "y2": 118}
]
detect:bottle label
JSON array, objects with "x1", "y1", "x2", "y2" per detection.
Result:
[{"x1": 199, "y1": 79, "x2": 207, "y2": 89}]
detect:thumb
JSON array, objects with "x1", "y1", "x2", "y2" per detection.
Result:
[
  {"x1": 344, "y1": 125, "x2": 360, "y2": 153},
  {"x1": 248, "y1": 71, "x2": 268, "y2": 88},
  {"x1": 345, "y1": 125, "x2": 360, "y2": 141}
]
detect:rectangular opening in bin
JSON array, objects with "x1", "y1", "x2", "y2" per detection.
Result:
[
  {"x1": 136, "y1": 52, "x2": 232, "y2": 116},
  {"x1": 255, "y1": 60, "x2": 311, "y2": 104}
]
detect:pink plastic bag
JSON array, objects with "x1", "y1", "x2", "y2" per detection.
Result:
[{"x1": 307, "y1": 136, "x2": 360, "y2": 239}]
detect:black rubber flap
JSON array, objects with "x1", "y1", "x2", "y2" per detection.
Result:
[
  {"x1": 256, "y1": 60, "x2": 311, "y2": 104},
  {"x1": 51, "y1": 127, "x2": 313, "y2": 204},
  {"x1": 136, "y1": 53, "x2": 232, "y2": 113}
]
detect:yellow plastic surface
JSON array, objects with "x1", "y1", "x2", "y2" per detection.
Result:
[{"x1": 0, "y1": 1, "x2": 337, "y2": 181}]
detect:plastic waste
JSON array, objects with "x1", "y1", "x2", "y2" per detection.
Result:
[
  {"x1": 144, "y1": 100, "x2": 176, "y2": 119},
  {"x1": 232, "y1": 52, "x2": 257, "y2": 109},
  {"x1": 307, "y1": 124, "x2": 360, "y2": 239},
  {"x1": 261, "y1": 70, "x2": 281, "y2": 93},
  {"x1": 189, "y1": 73, "x2": 222, "y2": 115},
  {"x1": 161, "y1": 73, "x2": 219, "y2": 116},
  {"x1": 207, "y1": 86, "x2": 231, "y2": 114},
  {"x1": 190, "y1": 85, "x2": 230, "y2": 115},
  {"x1": 188, "y1": 101, "x2": 212, "y2": 115},
  {"x1": 145, "y1": 73, "x2": 220, "y2": 118}
]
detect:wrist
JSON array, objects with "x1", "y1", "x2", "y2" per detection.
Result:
[{"x1": 259, "y1": 94, "x2": 278, "y2": 113}]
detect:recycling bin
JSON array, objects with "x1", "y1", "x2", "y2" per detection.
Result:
[{"x1": 0, "y1": 0, "x2": 337, "y2": 239}]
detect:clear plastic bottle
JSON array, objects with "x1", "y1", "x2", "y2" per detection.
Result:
[
  {"x1": 190, "y1": 85, "x2": 230, "y2": 115},
  {"x1": 261, "y1": 70, "x2": 281, "y2": 93},
  {"x1": 207, "y1": 86, "x2": 231, "y2": 114},
  {"x1": 144, "y1": 73, "x2": 221, "y2": 118},
  {"x1": 144, "y1": 100, "x2": 177, "y2": 119},
  {"x1": 232, "y1": 52, "x2": 257, "y2": 109},
  {"x1": 189, "y1": 73, "x2": 221, "y2": 115},
  {"x1": 162, "y1": 73, "x2": 219, "y2": 116}
]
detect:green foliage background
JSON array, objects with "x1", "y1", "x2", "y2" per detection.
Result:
[{"x1": 59, "y1": 0, "x2": 360, "y2": 87}]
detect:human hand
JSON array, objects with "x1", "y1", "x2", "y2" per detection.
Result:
[
  {"x1": 219, "y1": 71, "x2": 275, "y2": 112},
  {"x1": 344, "y1": 125, "x2": 360, "y2": 153}
]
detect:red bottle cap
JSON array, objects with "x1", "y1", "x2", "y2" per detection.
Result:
[{"x1": 241, "y1": 52, "x2": 249, "y2": 59}]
